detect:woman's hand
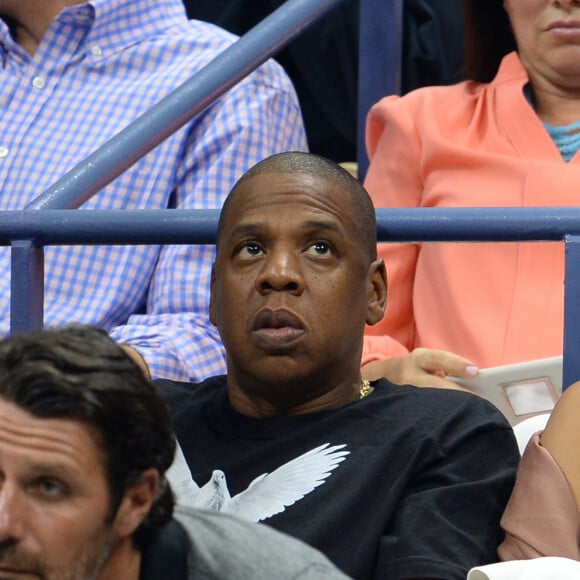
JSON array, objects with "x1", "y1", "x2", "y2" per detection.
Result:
[{"x1": 361, "y1": 347, "x2": 478, "y2": 391}]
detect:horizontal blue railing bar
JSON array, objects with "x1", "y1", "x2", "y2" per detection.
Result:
[
  {"x1": 3, "y1": 207, "x2": 580, "y2": 245},
  {"x1": 1, "y1": 210, "x2": 219, "y2": 245},
  {"x1": 27, "y1": 0, "x2": 344, "y2": 211},
  {"x1": 375, "y1": 207, "x2": 580, "y2": 241}
]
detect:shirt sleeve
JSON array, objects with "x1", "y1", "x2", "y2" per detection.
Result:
[
  {"x1": 109, "y1": 65, "x2": 307, "y2": 381},
  {"x1": 362, "y1": 94, "x2": 424, "y2": 365},
  {"x1": 498, "y1": 433, "x2": 580, "y2": 561},
  {"x1": 377, "y1": 398, "x2": 520, "y2": 580}
]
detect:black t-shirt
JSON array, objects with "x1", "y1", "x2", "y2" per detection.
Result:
[{"x1": 157, "y1": 377, "x2": 519, "y2": 580}]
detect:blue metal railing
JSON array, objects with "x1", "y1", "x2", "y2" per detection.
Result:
[
  {"x1": 357, "y1": 0, "x2": 403, "y2": 181},
  {"x1": 2, "y1": 207, "x2": 579, "y2": 245},
  {"x1": 5, "y1": 0, "x2": 580, "y2": 394},
  {"x1": 4, "y1": 207, "x2": 580, "y2": 389}
]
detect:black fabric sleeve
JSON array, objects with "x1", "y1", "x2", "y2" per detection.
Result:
[{"x1": 376, "y1": 401, "x2": 520, "y2": 580}]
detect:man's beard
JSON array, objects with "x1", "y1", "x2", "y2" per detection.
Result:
[{"x1": 0, "y1": 525, "x2": 115, "y2": 580}]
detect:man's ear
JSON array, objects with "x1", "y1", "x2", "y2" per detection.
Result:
[
  {"x1": 209, "y1": 264, "x2": 217, "y2": 327},
  {"x1": 366, "y1": 259, "x2": 387, "y2": 326},
  {"x1": 113, "y1": 468, "x2": 160, "y2": 539}
]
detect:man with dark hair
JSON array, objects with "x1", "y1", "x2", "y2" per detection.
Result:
[
  {"x1": 0, "y1": 324, "x2": 347, "y2": 579},
  {"x1": 158, "y1": 151, "x2": 521, "y2": 579}
]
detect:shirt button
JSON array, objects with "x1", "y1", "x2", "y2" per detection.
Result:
[
  {"x1": 91, "y1": 44, "x2": 102, "y2": 57},
  {"x1": 0, "y1": 146, "x2": 9, "y2": 158},
  {"x1": 32, "y1": 76, "x2": 45, "y2": 89}
]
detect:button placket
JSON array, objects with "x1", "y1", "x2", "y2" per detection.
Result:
[{"x1": 32, "y1": 76, "x2": 45, "y2": 89}]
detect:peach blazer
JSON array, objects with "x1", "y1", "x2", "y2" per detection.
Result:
[{"x1": 362, "y1": 52, "x2": 580, "y2": 368}]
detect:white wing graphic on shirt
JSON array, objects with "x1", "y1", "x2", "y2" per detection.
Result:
[{"x1": 172, "y1": 443, "x2": 349, "y2": 523}]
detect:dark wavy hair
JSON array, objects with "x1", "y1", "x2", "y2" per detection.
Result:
[
  {"x1": 463, "y1": 0, "x2": 517, "y2": 82},
  {"x1": 0, "y1": 324, "x2": 176, "y2": 547}
]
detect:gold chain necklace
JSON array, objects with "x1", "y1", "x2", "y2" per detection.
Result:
[{"x1": 359, "y1": 380, "x2": 372, "y2": 399}]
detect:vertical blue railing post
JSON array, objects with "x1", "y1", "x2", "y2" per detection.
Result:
[
  {"x1": 357, "y1": 0, "x2": 403, "y2": 181},
  {"x1": 10, "y1": 240, "x2": 44, "y2": 333},
  {"x1": 563, "y1": 234, "x2": 580, "y2": 390}
]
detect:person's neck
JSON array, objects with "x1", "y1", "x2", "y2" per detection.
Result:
[
  {"x1": 528, "y1": 76, "x2": 580, "y2": 126},
  {"x1": 227, "y1": 373, "x2": 365, "y2": 418},
  {"x1": 3, "y1": 1, "x2": 77, "y2": 56}
]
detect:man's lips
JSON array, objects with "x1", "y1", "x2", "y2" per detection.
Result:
[{"x1": 251, "y1": 309, "x2": 307, "y2": 348}]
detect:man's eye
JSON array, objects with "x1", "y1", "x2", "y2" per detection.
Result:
[
  {"x1": 239, "y1": 243, "x2": 263, "y2": 258},
  {"x1": 306, "y1": 241, "x2": 332, "y2": 256},
  {"x1": 35, "y1": 478, "x2": 67, "y2": 499}
]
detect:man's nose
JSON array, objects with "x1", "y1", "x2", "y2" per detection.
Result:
[
  {"x1": 255, "y1": 250, "x2": 304, "y2": 294},
  {"x1": 0, "y1": 486, "x2": 26, "y2": 542}
]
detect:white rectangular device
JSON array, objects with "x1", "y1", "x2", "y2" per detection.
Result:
[{"x1": 451, "y1": 356, "x2": 562, "y2": 426}]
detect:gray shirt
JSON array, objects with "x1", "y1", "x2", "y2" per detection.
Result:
[{"x1": 167, "y1": 506, "x2": 350, "y2": 579}]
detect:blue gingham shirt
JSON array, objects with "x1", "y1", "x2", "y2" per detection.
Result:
[{"x1": 0, "y1": 0, "x2": 307, "y2": 380}]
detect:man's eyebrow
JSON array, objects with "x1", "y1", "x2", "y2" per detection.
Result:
[
  {"x1": 227, "y1": 223, "x2": 262, "y2": 238},
  {"x1": 23, "y1": 462, "x2": 79, "y2": 481},
  {"x1": 302, "y1": 220, "x2": 342, "y2": 235},
  {"x1": 225, "y1": 219, "x2": 343, "y2": 239}
]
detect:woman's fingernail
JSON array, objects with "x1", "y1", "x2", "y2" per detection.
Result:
[{"x1": 466, "y1": 365, "x2": 478, "y2": 377}]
